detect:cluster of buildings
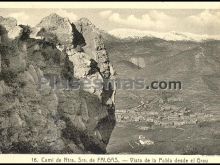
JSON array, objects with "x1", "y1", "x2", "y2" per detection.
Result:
[{"x1": 115, "y1": 97, "x2": 213, "y2": 128}]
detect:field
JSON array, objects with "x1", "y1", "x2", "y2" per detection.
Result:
[{"x1": 107, "y1": 121, "x2": 220, "y2": 154}]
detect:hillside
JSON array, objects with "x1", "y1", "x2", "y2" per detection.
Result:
[
  {"x1": 104, "y1": 31, "x2": 220, "y2": 154},
  {"x1": 104, "y1": 33, "x2": 220, "y2": 127}
]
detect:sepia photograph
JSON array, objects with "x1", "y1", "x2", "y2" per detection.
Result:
[{"x1": 0, "y1": 1, "x2": 219, "y2": 163}]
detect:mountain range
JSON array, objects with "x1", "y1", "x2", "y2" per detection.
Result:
[
  {"x1": 108, "y1": 28, "x2": 220, "y2": 42},
  {"x1": 104, "y1": 25, "x2": 220, "y2": 155},
  {"x1": 104, "y1": 28, "x2": 220, "y2": 116}
]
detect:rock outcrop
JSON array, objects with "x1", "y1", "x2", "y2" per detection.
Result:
[
  {"x1": 0, "y1": 16, "x2": 17, "y2": 32},
  {"x1": 75, "y1": 18, "x2": 113, "y2": 77},
  {"x1": 36, "y1": 13, "x2": 73, "y2": 46},
  {"x1": 74, "y1": 18, "x2": 116, "y2": 105},
  {"x1": 0, "y1": 14, "x2": 116, "y2": 154},
  {"x1": 0, "y1": 16, "x2": 23, "y2": 40}
]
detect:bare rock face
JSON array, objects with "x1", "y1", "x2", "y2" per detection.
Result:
[
  {"x1": 36, "y1": 13, "x2": 73, "y2": 46},
  {"x1": 0, "y1": 16, "x2": 23, "y2": 40},
  {"x1": 75, "y1": 18, "x2": 109, "y2": 76},
  {"x1": 0, "y1": 16, "x2": 17, "y2": 32},
  {"x1": 8, "y1": 26, "x2": 23, "y2": 40},
  {"x1": 0, "y1": 15, "x2": 116, "y2": 154}
]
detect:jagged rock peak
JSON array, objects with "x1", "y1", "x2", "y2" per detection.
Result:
[
  {"x1": 36, "y1": 13, "x2": 73, "y2": 45},
  {"x1": 0, "y1": 16, "x2": 17, "y2": 24},
  {"x1": 0, "y1": 16, "x2": 24, "y2": 40},
  {"x1": 0, "y1": 16, "x2": 17, "y2": 31},
  {"x1": 37, "y1": 13, "x2": 70, "y2": 25},
  {"x1": 76, "y1": 17, "x2": 93, "y2": 26}
]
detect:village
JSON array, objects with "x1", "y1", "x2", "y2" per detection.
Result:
[{"x1": 115, "y1": 95, "x2": 214, "y2": 129}]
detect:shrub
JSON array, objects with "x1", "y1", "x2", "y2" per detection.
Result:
[
  {"x1": 0, "y1": 70, "x2": 17, "y2": 85},
  {"x1": 19, "y1": 25, "x2": 31, "y2": 41}
]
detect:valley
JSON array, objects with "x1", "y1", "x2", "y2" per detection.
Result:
[{"x1": 104, "y1": 35, "x2": 220, "y2": 154}]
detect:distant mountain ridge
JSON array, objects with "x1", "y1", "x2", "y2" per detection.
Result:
[{"x1": 108, "y1": 28, "x2": 220, "y2": 42}]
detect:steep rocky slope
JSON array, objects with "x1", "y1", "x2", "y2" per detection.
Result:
[{"x1": 0, "y1": 14, "x2": 116, "y2": 154}]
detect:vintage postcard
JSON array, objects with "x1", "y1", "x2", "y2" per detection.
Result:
[{"x1": 0, "y1": 1, "x2": 219, "y2": 164}]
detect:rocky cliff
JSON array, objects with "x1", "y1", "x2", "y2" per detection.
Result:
[{"x1": 0, "y1": 14, "x2": 116, "y2": 154}]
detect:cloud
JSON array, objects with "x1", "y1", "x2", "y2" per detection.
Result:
[
  {"x1": 185, "y1": 10, "x2": 220, "y2": 34},
  {"x1": 188, "y1": 10, "x2": 219, "y2": 25},
  {"x1": 8, "y1": 12, "x2": 30, "y2": 25},
  {"x1": 99, "y1": 9, "x2": 220, "y2": 35},
  {"x1": 100, "y1": 10, "x2": 176, "y2": 31},
  {"x1": 99, "y1": 10, "x2": 112, "y2": 18}
]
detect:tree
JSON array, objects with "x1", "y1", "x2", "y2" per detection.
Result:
[
  {"x1": 37, "y1": 28, "x2": 59, "y2": 44},
  {"x1": 19, "y1": 25, "x2": 31, "y2": 41}
]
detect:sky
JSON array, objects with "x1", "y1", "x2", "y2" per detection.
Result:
[{"x1": 0, "y1": 8, "x2": 220, "y2": 35}]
